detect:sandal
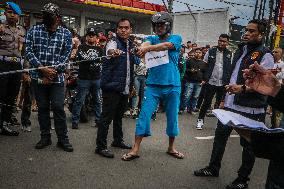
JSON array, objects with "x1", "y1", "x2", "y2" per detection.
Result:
[
  {"x1": 167, "y1": 151, "x2": 184, "y2": 159},
  {"x1": 121, "y1": 153, "x2": 140, "y2": 161}
]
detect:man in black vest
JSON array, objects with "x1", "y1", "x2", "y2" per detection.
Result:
[
  {"x1": 196, "y1": 34, "x2": 232, "y2": 130},
  {"x1": 95, "y1": 19, "x2": 134, "y2": 158},
  {"x1": 194, "y1": 19, "x2": 274, "y2": 189}
]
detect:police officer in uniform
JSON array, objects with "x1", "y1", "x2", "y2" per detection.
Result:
[{"x1": 0, "y1": 2, "x2": 25, "y2": 136}]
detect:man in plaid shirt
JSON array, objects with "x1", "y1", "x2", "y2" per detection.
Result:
[{"x1": 25, "y1": 3, "x2": 73, "y2": 152}]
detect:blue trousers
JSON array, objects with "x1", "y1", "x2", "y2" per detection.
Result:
[
  {"x1": 180, "y1": 82, "x2": 202, "y2": 111},
  {"x1": 72, "y1": 79, "x2": 101, "y2": 124},
  {"x1": 135, "y1": 85, "x2": 180, "y2": 137}
]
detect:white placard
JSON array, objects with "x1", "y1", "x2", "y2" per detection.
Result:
[{"x1": 145, "y1": 50, "x2": 169, "y2": 69}]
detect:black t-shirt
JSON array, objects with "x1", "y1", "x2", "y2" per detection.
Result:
[
  {"x1": 183, "y1": 58, "x2": 207, "y2": 83},
  {"x1": 76, "y1": 43, "x2": 104, "y2": 80}
]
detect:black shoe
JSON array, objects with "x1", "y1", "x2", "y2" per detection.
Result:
[
  {"x1": 194, "y1": 166, "x2": 219, "y2": 177},
  {"x1": 111, "y1": 141, "x2": 132, "y2": 149},
  {"x1": 0, "y1": 124, "x2": 19, "y2": 136},
  {"x1": 72, "y1": 123, "x2": 78, "y2": 129},
  {"x1": 57, "y1": 139, "x2": 74, "y2": 152},
  {"x1": 226, "y1": 177, "x2": 248, "y2": 189},
  {"x1": 95, "y1": 148, "x2": 114, "y2": 158},
  {"x1": 35, "y1": 139, "x2": 52, "y2": 149}
]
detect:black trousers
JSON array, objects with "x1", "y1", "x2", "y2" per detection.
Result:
[
  {"x1": 21, "y1": 82, "x2": 33, "y2": 127},
  {"x1": 32, "y1": 81, "x2": 68, "y2": 141},
  {"x1": 265, "y1": 161, "x2": 284, "y2": 189},
  {"x1": 0, "y1": 60, "x2": 22, "y2": 127},
  {"x1": 96, "y1": 91, "x2": 128, "y2": 150},
  {"x1": 198, "y1": 83, "x2": 225, "y2": 120},
  {"x1": 209, "y1": 108, "x2": 265, "y2": 180}
]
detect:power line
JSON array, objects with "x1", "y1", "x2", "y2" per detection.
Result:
[
  {"x1": 174, "y1": 0, "x2": 252, "y2": 21},
  {"x1": 211, "y1": 0, "x2": 257, "y2": 8}
]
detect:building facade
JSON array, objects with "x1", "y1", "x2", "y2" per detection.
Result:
[
  {"x1": 173, "y1": 8, "x2": 230, "y2": 46},
  {"x1": 2, "y1": 0, "x2": 165, "y2": 35}
]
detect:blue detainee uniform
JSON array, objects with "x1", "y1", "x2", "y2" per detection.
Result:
[{"x1": 135, "y1": 35, "x2": 182, "y2": 137}]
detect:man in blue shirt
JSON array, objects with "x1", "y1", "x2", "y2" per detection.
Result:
[
  {"x1": 122, "y1": 12, "x2": 184, "y2": 161},
  {"x1": 25, "y1": 3, "x2": 73, "y2": 152}
]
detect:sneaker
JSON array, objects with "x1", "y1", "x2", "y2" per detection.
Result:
[
  {"x1": 22, "y1": 126, "x2": 32, "y2": 132},
  {"x1": 196, "y1": 119, "x2": 204, "y2": 130},
  {"x1": 193, "y1": 108, "x2": 200, "y2": 112},
  {"x1": 194, "y1": 166, "x2": 219, "y2": 177},
  {"x1": 226, "y1": 177, "x2": 248, "y2": 189},
  {"x1": 132, "y1": 110, "x2": 138, "y2": 119},
  {"x1": 26, "y1": 126, "x2": 32, "y2": 132},
  {"x1": 0, "y1": 122, "x2": 19, "y2": 136},
  {"x1": 151, "y1": 112, "x2": 157, "y2": 121},
  {"x1": 51, "y1": 125, "x2": 55, "y2": 130},
  {"x1": 124, "y1": 110, "x2": 131, "y2": 117}
]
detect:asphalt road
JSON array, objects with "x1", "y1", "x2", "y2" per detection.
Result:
[{"x1": 0, "y1": 111, "x2": 269, "y2": 189}]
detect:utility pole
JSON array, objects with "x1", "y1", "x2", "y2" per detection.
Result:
[
  {"x1": 274, "y1": 0, "x2": 284, "y2": 48},
  {"x1": 258, "y1": 0, "x2": 264, "y2": 19},
  {"x1": 254, "y1": 0, "x2": 259, "y2": 19},
  {"x1": 168, "y1": 0, "x2": 174, "y2": 13},
  {"x1": 261, "y1": 0, "x2": 267, "y2": 19},
  {"x1": 266, "y1": 0, "x2": 274, "y2": 47}
]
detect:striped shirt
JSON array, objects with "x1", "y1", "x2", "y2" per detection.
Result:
[{"x1": 25, "y1": 24, "x2": 72, "y2": 83}]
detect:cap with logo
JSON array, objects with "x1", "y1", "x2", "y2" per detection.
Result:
[
  {"x1": 41, "y1": 3, "x2": 60, "y2": 16},
  {"x1": 86, "y1": 27, "x2": 98, "y2": 36}
]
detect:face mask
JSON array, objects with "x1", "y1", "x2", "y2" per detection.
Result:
[{"x1": 42, "y1": 13, "x2": 56, "y2": 29}]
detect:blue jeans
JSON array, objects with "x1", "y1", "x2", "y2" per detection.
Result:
[
  {"x1": 180, "y1": 82, "x2": 202, "y2": 111},
  {"x1": 72, "y1": 79, "x2": 102, "y2": 125},
  {"x1": 132, "y1": 75, "x2": 146, "y2": 109},
  {"x1": 32, "y1": 81, "x2": 68, "y2": 141}
]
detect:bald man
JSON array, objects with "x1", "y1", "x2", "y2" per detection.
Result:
[
  {"x1": 273, "y1": 48, "x2": 284, "y2": 83},
  {"x1": 271, "y1": 48, "x2": 284, "y2": 128}
]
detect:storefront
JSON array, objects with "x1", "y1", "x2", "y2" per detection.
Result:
[{"x1": 3, "y1": 0, "x2": 164, "y2": 36}]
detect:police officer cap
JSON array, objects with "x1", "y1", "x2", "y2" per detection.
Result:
[
  {"x1": 41, "y1": 3, "x2": 60, "y2": 16},
  {"x1": 86, "y1": 27, "x2": 98, "y2": 36},
  {"x1": 5, "y1": 2, "x2": 22, "y2": 15}
]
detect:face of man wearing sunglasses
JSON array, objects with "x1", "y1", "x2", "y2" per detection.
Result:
[{"x1": 4, "y1": 9, "x2": 19, "y2": 26}]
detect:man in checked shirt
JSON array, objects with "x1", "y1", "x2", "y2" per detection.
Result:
[{"x1": 25, "y1": 3, "x2": 73, "y2": 152}]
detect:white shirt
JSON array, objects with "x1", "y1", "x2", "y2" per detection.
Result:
[
  {"x1": 106, "y1": 40, "x2": 131, "y2": 95},
  {"x1": 224, "y1": 45, "x2": 274, "y2": 114},
  {"x1": 274, "y1": 60, "x2": 284, "y2": 83},
  {"x1": 204, "y1": 49, "x2": 224, "y2": 86}
]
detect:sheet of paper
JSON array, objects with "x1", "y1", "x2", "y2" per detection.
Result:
[
  {"x1": 145, "y1": 50, "x2": 169, "y2": 69},
  {"x1": 212, "y1": 109, "x2": 267, "y2": 129}
]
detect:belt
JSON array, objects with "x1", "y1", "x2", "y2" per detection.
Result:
[{"x1": 0, "y1": 55, "x2": 24, "y2": 64}]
